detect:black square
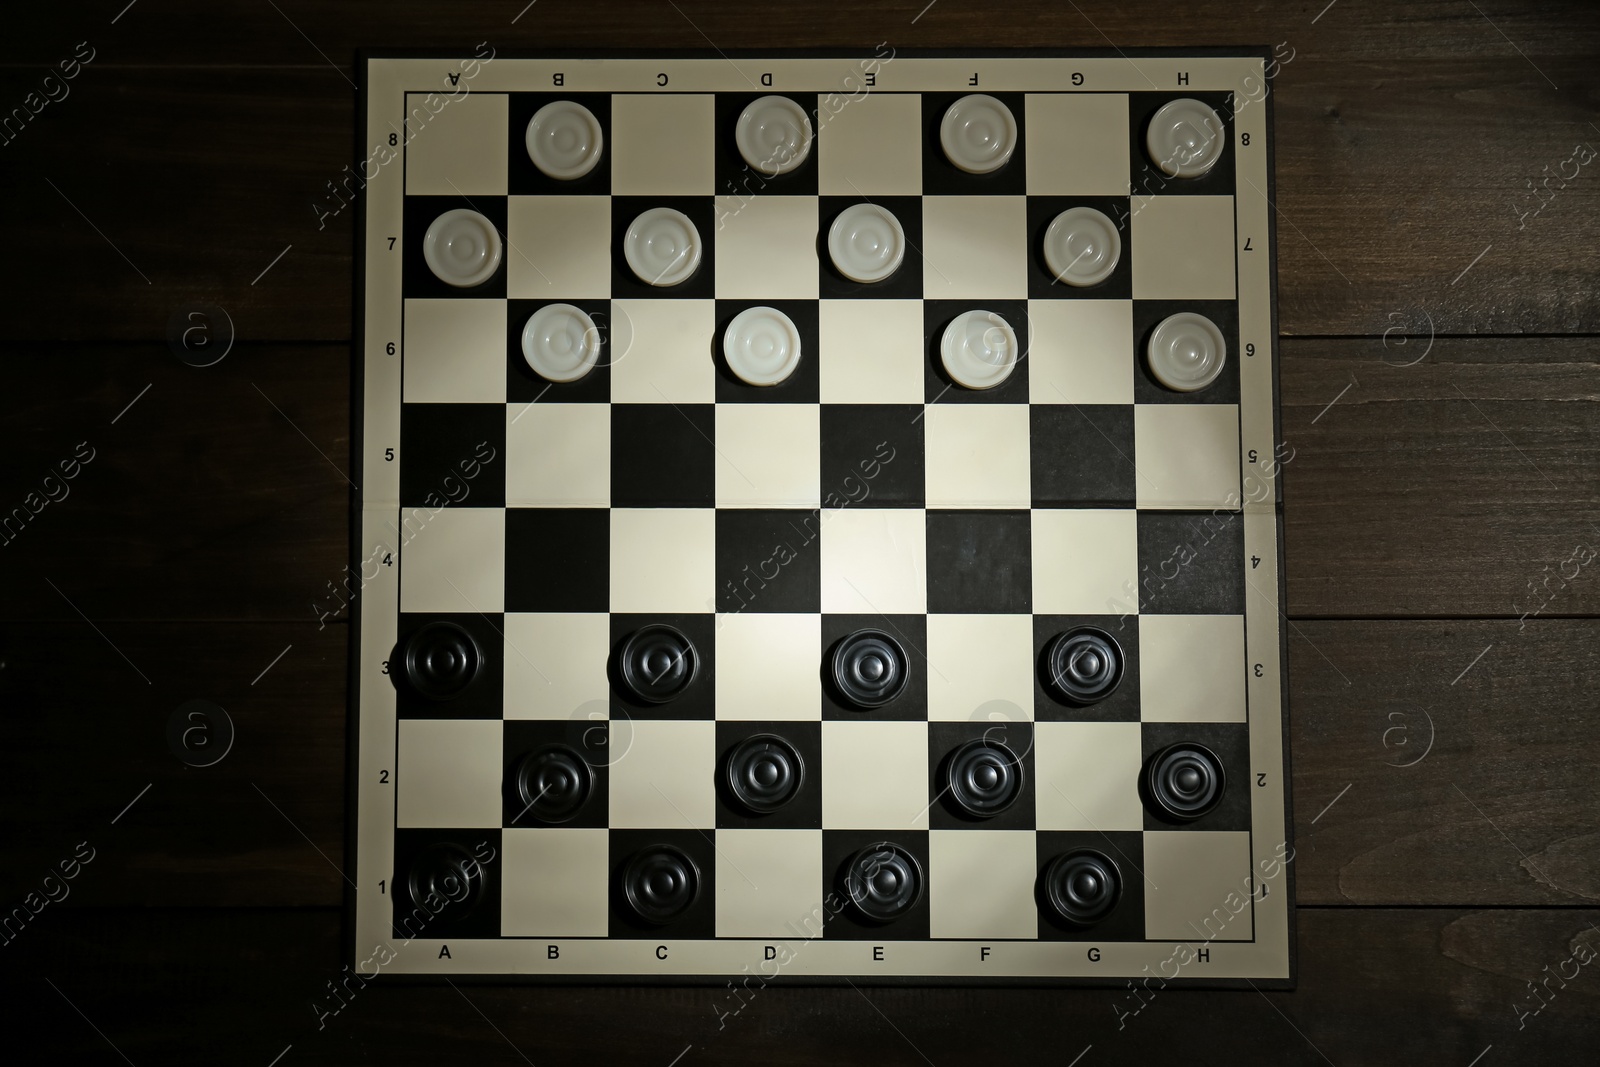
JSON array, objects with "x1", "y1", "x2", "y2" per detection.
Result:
[
  {"x1": 506, "y1": 298, "x2": 613, "y2": 404},
  {"x1": 923, "y1": 300, "x2": 1030, "y2": 404},
  {"x1": 504, "y1": 507, "x2": 608, "y2": 612},
  {"x1": 1026, "y1": 195, "x2": 1133, "y2": 300},
  {"x1": 1030, "y1": 405, "x2": 1136, "y2": 508},
  {"x1": 1035, "y1": 830, "x2": 1146, "y2": 941},
  {"x1": 1135, "y1": 511, "x2": 1245, "y2": 616},
  {"x1": 508, "y1": 93, "x2": 611, "y2": 196},
  {"x1": 713, "y1": 300, "x2": 820, "y2": 403},
  {"x1": 1128, "y1": 92, "x2": 1237, "y2": 200},
  {"x1": 715, "y1": 509, "x2": 822, "y2": 613},
  {"x1": 501, "y1": 720, "x2": 610, "y2": 829},
  {"x1": 608, "y1": 829, "x2": 716, "y2": 938},
  {"x1": 921, "y1": 91, "x2": 1028, "y2": 197},
  {"x1": 399, "y1": 404, "x2": 506, "y2": 508},
  {"x1": 1140, "y1": 722, "x2": 1250, "y2": 832},
  {"x1": 393, "y1": 612, "x2": 506, "y2": 720},
  {"x1": 608, "y1": 613, "x2": 716, "y2": 721},
  {"x1": 820, "y1": 405, "x2": 925, "y2": 508},
  {"x1": 926, "y1": 510, "x2": 1031, "y2": 614},
  {"x1": 611, "y1": 404, "x2": 715, "y2": 507},
  {"x1": 391, "y1": 830, "x2": 502, "y2": 940},
  {"x1": 714, "y1": 92, "x2": 819, "y2": 196},
  {"x1": 818, "y1": 196, "x2": 924, "y2": 300},
  {"x1": 1032, "y1": 614, "x2": 1141, "y2": 723},
  {"x1": 714, "y1": 721, "x2": 823, "y2": 829},
  {"x1": 611, "y1": 196, "x2": 716, "y2": 299},
  {"x1": 821, "y1": 614, "x2": 928, "y2": 721},
  {"x1": 403, "y1": 195, "x2": 508, "y2": 299},
  {"x1": 821, "y1": 829, "x2": 931, "y2": 940},
  {"x1": 1132, "y1": 300, "x2": 1241, "y2": 404},
  {"x1": 928, "y1": 721, "x2": 1036, "y2": 831}
]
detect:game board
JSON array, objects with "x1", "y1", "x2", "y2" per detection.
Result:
[{"x1": 351, "y1": 49, "x2": 1292, "y2": 986}]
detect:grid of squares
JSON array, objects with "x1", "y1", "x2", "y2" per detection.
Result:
[{"x1": 392, "y1": 86, "x2": 1257, "y2": 946}]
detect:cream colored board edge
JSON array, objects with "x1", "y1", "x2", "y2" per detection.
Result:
[
  {"x1": 364, "y1": 62, "x2": 406, "y2": 508},
  {"x1": 354, "y1": 506, "x2": 402, "y2": 960},
  {"x1": 1233, "y1": 66, "x2": 1278, "y2": 513},
  {"x1": 1244, "y1": 507, "x2": 1291, "y2": 977}
]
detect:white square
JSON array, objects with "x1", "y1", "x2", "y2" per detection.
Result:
[
  {"x1": 715, "y1": 829, "x2": 824, "y2": 937},
  {"x1": 506, "y1": 196, "x2": 612, "y2": 299},
  {"x1": 715, "y1": 404, "x2": 820, "y2": 507},
  {"x1": 1144, "y1": 831, "x2": 1254, "y2": 941},
  {"x1": 395, "y1": 719, "x2": 501, "y2": 828},
  {"x1": 1032, "y1": 510, "x2": 1138, "y2": 615},
  {"x1": 1027, "y1": 300, "x2": 1135, "y2": 405},
  {"x1": 1134, "y1": 405, "x2": 1241, "y2": 509},
  {"x1": 926, "y1": 615, "x2": 1035, "y2": 721},
  {"x1": 922, "y1": 196, "x2": 1027, "y2": 299},
  {"x1": 610, "y1": 509, "x2": 715, "y2": 613},
  {"x1": 612, "y1": 95, "x2": 715, "y2": 194},
  {"x1": 818, "y1": 300, "x2": 925, "y2": 404},
  {"x1": 404, "y1": 92, "x2": 508, "y2": 196},
  {"x1": 817, "y1": 92, "x2": 922, "y2": 194},
  {"x1": 402, "y1": 300, "x2": 508, "y2": 404},
  {"x1": 820, "y1": 508, "x2": 927, "y2": 614},
  {"x1": 715, "y1": 196, "x2": 819, "y2": 299},
  {"x1": 928, "y1": 831, "x2": 1037, "y2": 939},
  {"x1": 400, "y1": 507, "x2": 505, "y2": 613},
  {"x1": 1130, "y1": 196, "x2": 1237, "y2": 300},
  {"x1": 821, "y1": 721, "x2": 928, "y2": 829},
  {"x1": 1138, "y1": 615, "x2": 1247, "y2": 723},
  {"x1": 610, "y1": 299, "x2": 716, "y2": 403},
  {"x1": 1034, "y1": 721, "x2": 1145, "y2": 831},
  {"x1": 503, "y1": 613, "x2": 611, "y2": 720},
  {"x1": 923, "y1": 404, "x2": 1031, "y2": 508},
  {"x1": 501, "y1": 828, "x2": 611, "y2": 936},
  {"x1": 608, "y1": 720, "x2": 716, "y2": 829},
  {"x1": 1024, "y1": 94, "x2": 1131, "y2": 195},
  {"x1": 715, "y1": 613, "x2": 822, "y2": 720},
  {"x1": 506, "y1": 404, "x2": 610, "y2": 507}
]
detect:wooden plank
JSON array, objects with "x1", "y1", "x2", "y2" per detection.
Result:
[
  {"x1": 2, "y1": 619, "x2": 1595, "y2": 909},
  {"x1": 0, "y1": 57, "x2": 1597, "y2": 342},
  {"x1": 2, "y1": 906, "x2": 1596, "y2": 1064}
]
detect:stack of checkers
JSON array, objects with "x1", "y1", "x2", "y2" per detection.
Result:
[{"x1": 389, "y1": 85, "x2": 1255, "y2": 943}]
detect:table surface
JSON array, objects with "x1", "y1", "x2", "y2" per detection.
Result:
[{"x1": 1, "y1": 2, "x2": 1597, "y2": 1063}]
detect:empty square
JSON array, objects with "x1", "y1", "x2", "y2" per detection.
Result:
[
  {"x1": 820, "y1": 508, "x2": 927, "y2": 613},
  {"x1": 1130, "y1": 196, "x2": 1237, "y2": 300},
  {"x1": 926, "y1": 510, "x2": 1032, "y2": 615},
  {"x1": 818, "y1": 300, "x2": 926, "y2": 404},
  {"x1": 398, "y1": 402, "x2": 507, "y2": 508},
  {"x1": 924, "y1": 404, "x2": 1031, "y2": 508},
  {"x1": 608, "y1": 720, "x2": 716, "y2": 829},
  {"x1": 817, "y1": 92, "x2": 922, "y2": 194},
  {"x1": 505, "y1": 508, "x2": 609, "y2": 612},
  {"x1": 1136, "y1": 511, "x2": 1245, "y2": 616},
  {"x1": 1030, "y1": 405, "x2": 1137, "y2": 508},
  {"x1": 715, "y1": 195, "x2": 820, "y2": 299},
  {"x1": 506, "y1": 403, "x2": 610, "y2": 506},
  {"x1": 1138, "y1": 615, "x2": 1247, "y2": 722},
  {"x1": 1134, "y1": 405, "x2": 1241, "y2": 508},
  {"x1": 715, "y1": 830, "x2": 824, "y2": 937},
  {"x1": 922, "y1": 196, "x2": 1028, "y2": 299},
  {"x1": 610, "y1": 299, "x2": 717, "y2": 403},
  {"x1": 1027, "y1": 300, "x2": 1135, "y2": 405},
  {"x1": 403, "y1": 300, "x2": 508, "y2": 403},
  {"x1": 400, "y1": 507, "x2": 504, "y2": 613},
  {"x1": 1025, "y1": 94, "x2": 1130, "y2": 195},
  {"x1": 1143, "y1": 831, "x2": 1254, "y2": 941},
  {"x1": 926, "y1": 614, "x2": 1035, "y2": 721},
  {"x1": 501, "y1": 828, "x2": 611, "y2": 936},
  {"x1": 715, "y1": 404, "x2": 821, "y2": 507},
  {"x1": 715, "y1": 509, "x2": 823, "y2": 614},
  {"x1": 714, "y1": 613, "x2": 822, "y2": 720},
  {"x1": 1032, "y1": 510, "x2": 1139, "y2": 615},
  {"x1": 1034, "y1": 721, "x2": 1145, "y2": 830},
  {"x1": 819, "y1": 404, "x2": 925, "y2": 508},
  {"x1": 928, "y1": 831, "x2": 1038, "y2": 939},
  {"x1": 611, "y1": 95, "x2": 716, "y2": 194},
  {"x1": 395, "y1": 719, "x2": 502, "y2": 828},
  {"x1": 611, "y1": 403, "x2": 715, "y2": 507},
  {"x1": 405, "y1": 92, "x2": 508, "y2": 196},
  {"x1": 503, "y1": 613, "x2": 611, "y2": 720},
  {"x1": 610, "y1": 509, "x2": 716, "y2": 614},
  {"x1": 821, "y1": 721, "x2": 929, "y2": 829},
  {"x1": 506, "y1": 196, "x2": 612, "y2": 299}
]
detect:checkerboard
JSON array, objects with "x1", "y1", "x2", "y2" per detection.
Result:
[{"x1": 354, "y1": 50, "x2": 1292, "y2": 985}]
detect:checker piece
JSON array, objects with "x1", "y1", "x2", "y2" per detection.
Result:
[
  {"x1": 723, "y1": 305, "x2": 802, "y2": 386},
  {"x1": 827, "y1": 203, "x2": 907, "y2": 284},
  {"x1": 1144, "y1": 742, "x2": 1226, "y2": 821},
  {"x1": 624, "y1": 206, "x2": 702, "y2": 287},
  {"x1": 1147, "y1": 311, "x2": 1227, "y2": 393},
  {"x1": 422, "y1": 208, "x2": 502, "y2": 288},
  {"x1": 1043, "y1": 206, "x2": 1121, "y2": 288},
  {"x1": 1042, "y1": 849, "x2": 1122, "y2": 926},
  {"x1": 525, "y1": 100, "x2": 604, "y2": 180},
  {"x1": 830, "y1": 629, "x2": 909, "y2": 709},
  {"x1": 521, "y1": 302, "x2": 601, "y2": 383},
  {"x1": 725, "y1": 734, "x2": 805, "y2": 814},
  {"x1": 403, "y1": 621, "x2": 483, "y2": 701},
  {"x1": 623, "y1": 845, "x2": 701, "y2": 924},
  {"x1": 940, "y1": 309, "x2": 1019, "y2": 390},
  {"x1": 735, "y1": 94, "x2": 814, "y2": 175},
  {"x1": 1043, "y1": 627, "x2": 1124, "y2": 705},
  {"x1": 939, "y1": 93, "x2": 1018, "y2": 174},
  {"x1": 945, "y1": 738, "x2": 1024, "y2": 818},
  {"x1": 1146, "y1": 97, "x2": 1225, "y2": 178},
  {"x1": 842, "y1": 843, "x2": 923, "y2": 924},
  {"x1": 616, "y1": 624, "x2": 699, "y2": 704}
]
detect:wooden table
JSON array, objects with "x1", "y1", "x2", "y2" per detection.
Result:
[{"x1": 1, "y1": 2, "x2": 1597, "y2": 1062}]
